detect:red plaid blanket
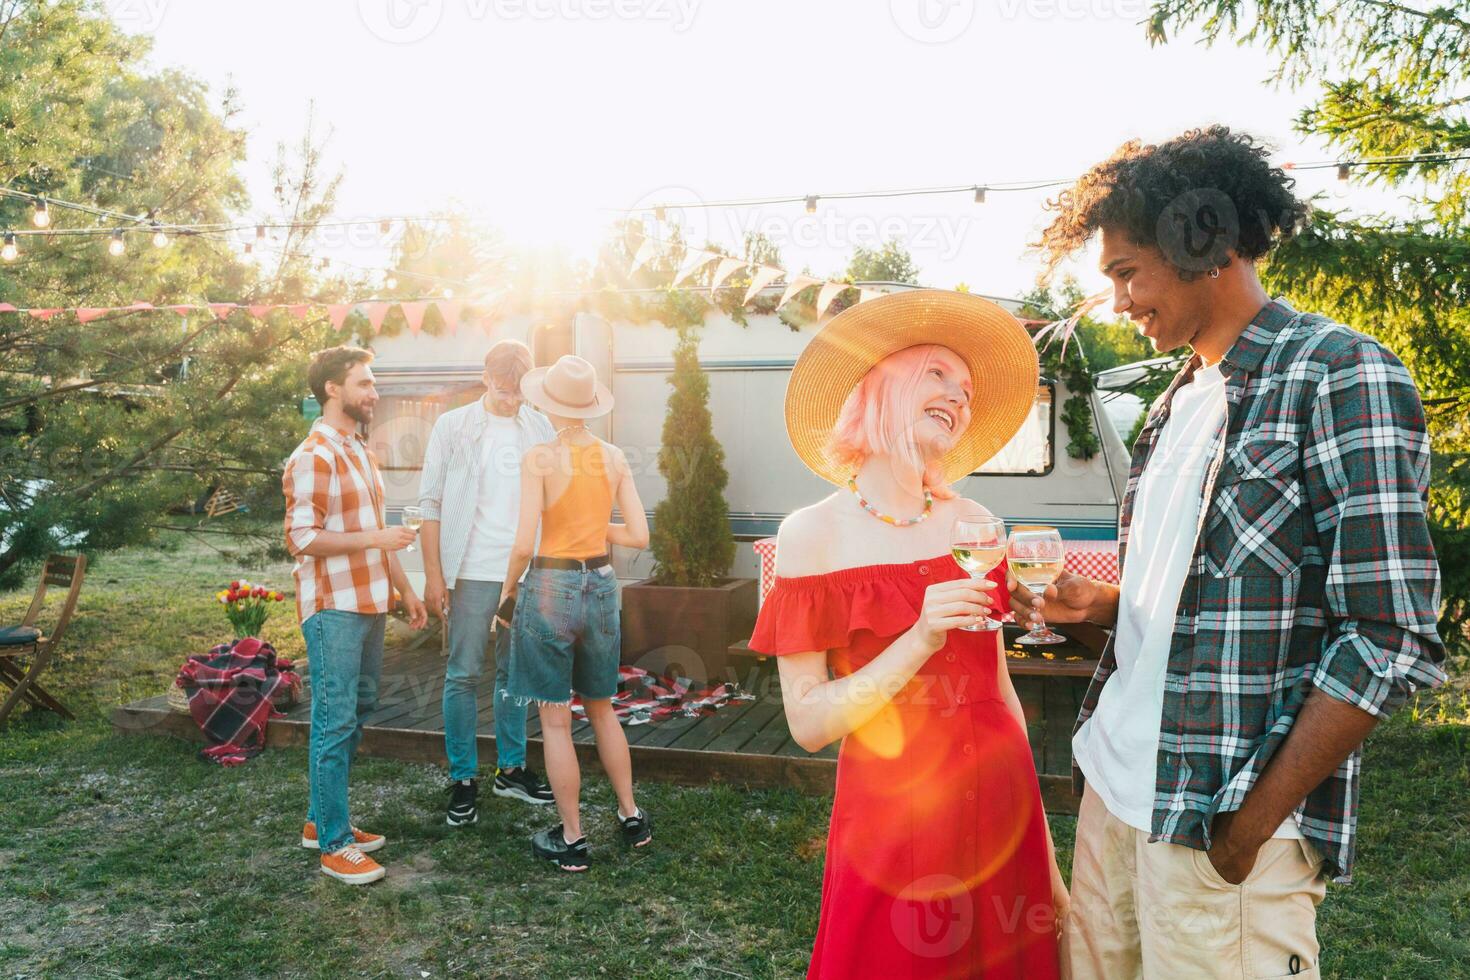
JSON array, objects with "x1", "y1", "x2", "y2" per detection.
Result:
[
  {"x1": 569, "y1": 664, "x2": 755, "y2": 726},
  {"x1": 175, "y1": 637, "x2": 302, "y2": 766}
]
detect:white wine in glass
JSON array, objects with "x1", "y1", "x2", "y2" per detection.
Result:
[
  {"x1": 401, "y1": 505, "x2": 423, "y2": 553},
  {"x1": 1007, "y1": 526, "x2": 1066, "y2": 645},
  {"x1": 950, "y1": 516, "x2": 1006, "y2": 632}
]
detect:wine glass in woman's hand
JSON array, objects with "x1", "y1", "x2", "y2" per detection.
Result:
[{"x1": 914, "y1": 578, "x2": 996, "y2": 652}]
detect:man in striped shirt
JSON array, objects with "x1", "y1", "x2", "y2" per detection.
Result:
[{"x1": 284, "y1": 345, "x2": 428, "y2": 885}]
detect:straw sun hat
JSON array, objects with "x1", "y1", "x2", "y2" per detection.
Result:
[
  {"x1": 784, "y1": 289, "x2": 1040, "y2": 486},
  {"x1": 519, "y1": 354, "x2": 614, "y2": 419}
]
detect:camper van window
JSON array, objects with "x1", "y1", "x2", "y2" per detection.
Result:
[{"x1": 972, "y1": 382, "x2": 1054, "y2": 476}]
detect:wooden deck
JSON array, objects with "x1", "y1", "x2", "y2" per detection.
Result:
[{"x1": 113, "y1": 636, "x2": 1093, "y2": 813}]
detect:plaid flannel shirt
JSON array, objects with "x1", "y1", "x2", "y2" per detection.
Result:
[
  {"x1": 1076, "y1": 299, "x2": 1446, "y2": 882},
  {"x1": 283, "y1": 419, "x2": 393, "y2": 622}
]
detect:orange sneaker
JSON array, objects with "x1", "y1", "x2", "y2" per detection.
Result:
[
  {"x1": 319, "y1": 845, "x2": 385, "y2": 885},
  {"x1": 301, "y1": 821, "x2": 385, "y2": 853}
]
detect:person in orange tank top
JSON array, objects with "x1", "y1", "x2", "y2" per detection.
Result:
[
  {"x1": 500, "y1": 355, "x2": 653, "y2": 871},
  {"x1": 748, "y1": 291, "x2": 1066, "y2": 978}
]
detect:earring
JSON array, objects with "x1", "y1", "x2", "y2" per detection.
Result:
[{"x1": 1209, "y1": 267, "x2": 1221, "y2": 279}]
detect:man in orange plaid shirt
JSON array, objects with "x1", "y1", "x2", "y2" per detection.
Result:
[{"x1": 284, "y1": 345, "x2": 428, "y2": 885}]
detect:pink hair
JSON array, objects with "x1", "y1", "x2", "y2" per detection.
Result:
[{"x1": 825, "y1": 344, "x2": 959, "y2": 500}]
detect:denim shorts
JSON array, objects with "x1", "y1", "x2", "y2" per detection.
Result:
[{"x1": 507, "y1": 565, "x2": 621, "y2": 705}]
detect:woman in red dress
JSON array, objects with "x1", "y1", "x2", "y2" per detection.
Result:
[{"x1": 750, "y1": 290, "x2": 1066, "y2": 979}]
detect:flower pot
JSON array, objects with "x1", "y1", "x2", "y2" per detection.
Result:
[{"x1": 619, "y1": 577, "x2": 758, "y2": 684}]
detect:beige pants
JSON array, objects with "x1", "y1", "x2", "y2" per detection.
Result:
[{"x1": 1062, "y1": 786, "x2": 1327, "y2": 980}]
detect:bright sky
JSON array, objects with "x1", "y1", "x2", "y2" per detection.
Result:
[{"x1": 130, "y1": 0, "x2": 1407, "y2": 300}]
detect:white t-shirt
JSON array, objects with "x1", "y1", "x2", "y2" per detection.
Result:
[
  {"x1": 1073, "y1": 363, "x2": 1301, "y2": 839},
  {"x1": 457, "y1": 408, "x2": 525, "y2": 583}
]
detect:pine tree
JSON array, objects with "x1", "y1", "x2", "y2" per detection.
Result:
[{"x1": 649, "y1": 327, "x2": 735, "y2": 587}]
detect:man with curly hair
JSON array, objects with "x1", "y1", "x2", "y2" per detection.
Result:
[{"x1": 1011, "y1": 126, "x2": 1445, "y2": 978}]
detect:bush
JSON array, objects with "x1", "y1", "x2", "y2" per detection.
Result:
[{"x1": 649, "y1": 328, "x2": 735, "y2": 587}]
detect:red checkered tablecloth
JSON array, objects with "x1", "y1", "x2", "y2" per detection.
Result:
[{"x1": 752, "y1": 535, "x2": 1118, "y2": 607}]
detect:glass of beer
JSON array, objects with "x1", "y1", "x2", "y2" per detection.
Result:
[
  {"x1": 1007, "y1": 525, "x2": 1066, "y2": 645},
  {"x1": 951, "y1": 516, "x2": 1007, "y2": 632},
  {"x1": 401, "y1": 505, "x2": 423, "y2": 553}
]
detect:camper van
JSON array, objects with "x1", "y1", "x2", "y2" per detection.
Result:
[{"x1": 362, "y1": 282, "x2": 1134, "y2": 594}]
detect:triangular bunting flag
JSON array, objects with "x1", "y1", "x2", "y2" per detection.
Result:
[
  {"x1": 248, "y1": 304, "x2": 275, "y2": 319},
  {"x1": 27, "y1": 309, "x2": 60, "y2": 321},
  {"x1": 327, "y1": 304, "x2": 355, "y2": 332},
  {"x1": 708, "y1": 257, "x2": 746, "y2": 297},
  {"x1": 671, "y1": 252, "x2": 714, "y2": 288},
  {"x1": 361, "y1": 303, "x2": 390, "y2": 335},
  {"x1": 208, "y1": 303, "x2": 236, "y2": 320},
  {"x1": 434, "y1": 300, "x2": 462, "y2": 334},
  {"x1": 77, "y1": 308, "x2": 111, "y2": 324},
  {"x1": 285, "y1": 304, "x2": 312, "y2": 320},
  {"x1": 168, "y1": 305, "x2": 194, "y2": 316},
  {"x1": 777, "y1": 275, "x2": 821, "y2": 310},
  {"x1": 742, "y1": 266, "x2": 783, "y2": 306},
  {"x1": 816, "y1": 281, "x2": 849, "y2": 317},
  {"x1": 0, "y1": 304, "x2": 16, "y2": 313},
  {"x1": 127, "y1": 302, "x2": 154, "y2": 311},
  {"x1": 628, "y1": 238, "x2": 661, "y2": 275},
  {"x1": 399, "y1": 301, "x2": 428, "y2": 335}
]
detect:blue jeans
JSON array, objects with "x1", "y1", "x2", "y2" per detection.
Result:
[
  {"x1": 303, "y1": 609, "x2": 385, "y2": 856},
  {"x1": 443, "y1": 579, "x2": 527, "y2": 779},
  {"x1": 507, "y1": 566, "x2": 621, "y2": 705}
]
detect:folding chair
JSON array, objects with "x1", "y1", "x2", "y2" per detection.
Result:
[{"x1": 0, "y1": 554, "x2": 87, "y2": 726}]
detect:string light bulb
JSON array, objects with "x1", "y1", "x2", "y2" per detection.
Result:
[
  {"x1": 385, "y1": 276, "x2": 398, "y2": 290},
  {"x1": 443, "y1": 287, "x2": 454, "y2": 299},
  {"x1": 1336, "y1": 163, "x2": 1350, "y2": 181},
  {"x1": 974, "y1": 186, "x2": 987, "y2": 204},
  {"x1": 244, "y1": 242, "x2": 253, "y2": 255},
  {"x1": 32, "y1": 199, "x2": 50, "y2": 228},
  {"x1": 654, "y1": 205, "x2": 666, "y2": 221},
  {"x1": 805, "y1": 195, "x2": 818, "y2": 214},
  {"x1": 151, "y1": 223, "x2": 168, "y2": 248},
  {"x1": 1, "y1": 233, "x2": 17, "y2": 262},
  {"x1": 379, "y1": 219, "x2": 391, "y2": 235},
  {"x1": 108, "y1": 229, "x2": 126, "y2": 257},
  {"x1": 255, "y1": 224, "x2": 267, "y2": 243}
]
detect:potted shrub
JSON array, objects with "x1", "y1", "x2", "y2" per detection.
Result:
[{"x1": 620, "y1": 325, "x2": 758, "y2": 682}]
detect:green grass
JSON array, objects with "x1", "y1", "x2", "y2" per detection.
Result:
[{"x1": 1, "y1": 522, "x2": 1466, "y2": 978}]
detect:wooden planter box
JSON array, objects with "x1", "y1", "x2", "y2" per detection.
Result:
[{"x1": 620, "y1": 577, "x2": 759, "y2": 684}]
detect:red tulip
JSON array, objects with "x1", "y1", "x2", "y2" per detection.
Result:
[{"x1": 230, "y1": 580, "x2": 240, "y2": 590}]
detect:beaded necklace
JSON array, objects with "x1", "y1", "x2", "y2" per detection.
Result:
[{"x1": 846, "y1": 475, "x2": 933, "y2": 527}]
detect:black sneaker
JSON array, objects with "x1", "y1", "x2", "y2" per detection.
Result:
[
  {"x1": 531, "y1": 824, "x2": 589, "y2": 872},
  {"x1": 494, "y1": 766, "x2": 555, "y2": 805},
  {"x1": 619, "y1": 806, "x2": 653, "y2": 848},
  {"x1": 445, "y1": 778, "x2": 478, "y2": 827}
]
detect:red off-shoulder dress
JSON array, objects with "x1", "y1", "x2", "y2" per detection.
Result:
[{"x1": 750, "y1": 554, "x2": 1059, "y2": 980}]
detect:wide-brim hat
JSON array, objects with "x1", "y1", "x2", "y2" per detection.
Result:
[
  {"x1": 520, "y1": 354, "x2": 614, "y2": 419},
  {"x1": 784, "y1": 289, "x2": 1039, "y2": 486}
]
